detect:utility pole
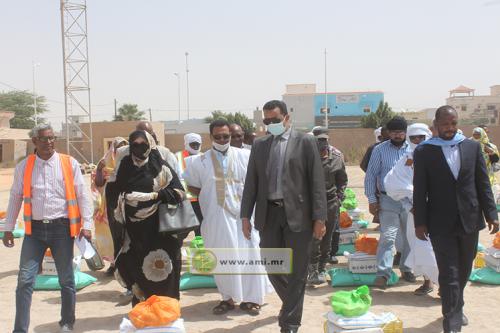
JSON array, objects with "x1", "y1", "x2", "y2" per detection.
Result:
[
  {"x1": 185, "y1": 51, "x2": 190, "y2": 120},
  {"x1": 324, "y1": 48, "x2": 328, "y2": 128},
  {"x1": 32, "y1": 62, "x2": 40, "y2": 126},
  {"x1": 114, "y1": 98, "x2": 117, "y2": 119},
  {"x1": 148, "y1": 108, "x2": 152, "y2": 121},
  {"x1": 174, "y1": 72, "x2": 181, "y2": 123}
]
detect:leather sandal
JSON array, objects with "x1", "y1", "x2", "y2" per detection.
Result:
[
  {"x1": 213, "y1": 300, "x2": 235, "y2": 315},
  {"x1": 240, "y1": 302, "x2": 261, "y2": 315}
]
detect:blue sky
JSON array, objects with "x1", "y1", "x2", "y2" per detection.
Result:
[{"x1": 1, "y1": 0, "x2": 499, "y2": 127}]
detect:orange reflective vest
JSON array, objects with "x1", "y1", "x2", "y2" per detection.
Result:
[
  {"x1": 23, "y1": 153, "x2": 81, "y2": 237},
  {"x1": 176, "y1": 150, "x2": 198, "y2": 202}
]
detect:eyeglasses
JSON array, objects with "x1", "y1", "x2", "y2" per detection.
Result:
[
  {"x1": 212, "y1": 134, "x2": 230, "y2": 140},
  {"x1": 263, "y1": 117, "x2": 283, "y2": 126},
  {"x1": 37, "y1": 136, "x2": 57, "y2": 143}
]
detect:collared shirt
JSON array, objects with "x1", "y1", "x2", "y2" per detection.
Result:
[
  {"x1": 267, "y1": 127, "x2": 291, "y2": 200},
  {"x1": 4, "y1": 152, "x2": 93, "y2": 232},
  {"x1": 441, "y1": 145, "x2": 461, "y2": 179},
  {"x1": 213, "y1": 148, "x2": 228, "y2": 176},
  {"x1": 364, "y1": 140, "x2": 410, "y2": 203}
]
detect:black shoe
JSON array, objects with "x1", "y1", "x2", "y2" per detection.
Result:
[
  {"x1": 444, "y1": 331, "x2": 458, "y2": 333},
  {"x1": 462, "y1": 313, "x2": 468, "y2": 326},
  {"x1": 328, "y1": 256, "x2": 339, "y2": 264},
  {"x1": 393, "y1": 252, "x2": 401, "y2": 266},
  {"x1": 280, "y1": 329, "x2": 298, "y2": 333},
  {"x1": 401, "y1": 271, "x2": 417, "y2": 283}
]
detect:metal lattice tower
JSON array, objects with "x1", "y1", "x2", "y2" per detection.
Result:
[{"x1": 60, "y1": 0, "x2": 93, "y2": 164}]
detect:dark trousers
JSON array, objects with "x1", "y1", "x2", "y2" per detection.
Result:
[
  {"x1": 311, "y1": 206, "x2": 339, "y2": 270},
  {"x1": 259, "y1": 203, "x2": 312, "y2": 331},
  {"x1": 430, "y1": 230, "x2": 478, "y2": 332},
  {"x1": 191, "y1": 201, "x2": 204, "y2": 237},
  {"x1": 14, "y1": 221, "x2": 75, "y2": 333}
]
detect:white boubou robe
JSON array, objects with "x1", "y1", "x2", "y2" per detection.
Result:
[
  {"x1": 384, "y1": 151, "x2": 439, "y2": 285},
  {"x1": 183, "y1": 147, "x2": 273, "y2": 304}
]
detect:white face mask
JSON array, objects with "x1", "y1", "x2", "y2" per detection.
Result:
[
  {"x1": 212, "y1": 141, "x2": 230, "y2": 152},
  {"x1": 267, "y1": 119, "x2": 287, "y2": 136}
]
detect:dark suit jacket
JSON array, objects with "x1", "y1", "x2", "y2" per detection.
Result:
[
  {"x1": 240, "y1": 129, "x2": 327, "y2": 232},
  {"x1": 413, "y1": 139, "x2": 498, "y2": 236}
]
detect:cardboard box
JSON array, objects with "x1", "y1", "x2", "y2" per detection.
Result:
[
  {"x1": 348, "y1": 252, "x2": 377, "y2": 273},
  {"x1": 339, "y1": 224, "x2": 360, "y2": 234},
  {"x1": 339, "y1": 232, "x2": 358, "y2": 245},
  {"x1": 40, "y1": 256, "x2": 81, "y2": 276}
]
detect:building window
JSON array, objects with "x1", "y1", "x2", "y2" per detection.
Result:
[
  {"x1": 461, "y1": 105, "x2": 467, "y2": 111},
  {"x1": 487, "y1": 105, "x2": 496, "y2": 111},
  {"x1": 290, "y1": 107, "x2": 294, "y2": 113},
  {"x1": 363, "y1": 106, "x2": 371, "y2": 113}
]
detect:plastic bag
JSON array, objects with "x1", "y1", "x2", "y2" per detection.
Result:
[
  {"x1": 494, "y1": 232, "x2": 500, "y2": 249},
  {"x1": 469, "y1": 267, "x2": 500, "y2": 285},
  {"x1": 340, "y1": 212, "x2": 353, "y2": 229},
  {"x1": 328, "y1": 268, "x2": 400, "y2": 287},
  {"x1": 474, "y1": 252, "x2": 486, "y2": 268},
  {"x1": 330, "y1": 285, "x2": 372, "y2": 318},
  {"x1": 190, "y1": 236, "x2": 205, "y2": 249},
  {"x1": 129, "y1": 295, "x2": 181, "y2": 329},
  {"x1": 342, "y1": 188, "x2": 358, "y2": 210},
  {"x1": 355, "y1": 236, "x2": 378, "y2": 255}
]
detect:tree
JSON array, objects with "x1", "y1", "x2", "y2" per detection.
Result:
[
  {"x1": 0, "y1": 90, "x2": 48, "y2": 129},
  {"x1": 114, "y1": 103, "x2": 145, "y2": 121},
  {"x1": 204, "y1": 111, "x2": 256, "y2": 133},
  {"x1": 360, "y1": 101, "x2": 396, "y2": 128}
]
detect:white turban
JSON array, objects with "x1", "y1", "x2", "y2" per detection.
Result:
[
  {"x1": 374, "y1": 127, "x2": 382, "y2": 142},
  {"x1": 184, "y1": 133, "x2": 202, "y2": 155},
  {"x1": 407, "y1": 123, "x2": 432, "y2": 150}
]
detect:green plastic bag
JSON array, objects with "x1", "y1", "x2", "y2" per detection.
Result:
[
  {"x1": 328, "y1": 268, "x2": 400, "y2": 287},
  {"x1": 356, "y1": 220, "x2": 369, "y2": 229},
  {"x1": 330, "y1": 285, "x2": 372, "y2": 318},
  {"x1": 179, "y1": 272, "x2": 217, "y2": 290},
  {"x1": 34, "y1": 271, "x2": 96, "y2": 291},
  {"x1": 469, "y1": 267, "x2": 500, "y2": 285},
  {"x1": 190, "y1": 236, "x2": 205, "y2": 249},
  {"x1": 0, "y1": 228, "x2": 25, "y2": 238},
  {"x1": 336, "y1": 244, "x2": 356, "y2": 256},
  {"x1": 342, "y1": 188, "x2": 358, "y2": 210}
]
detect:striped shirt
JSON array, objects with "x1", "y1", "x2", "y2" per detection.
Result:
[
  {"x1": 364, "y1": 140, "x2": 410, "y2": 203},
  {"x1": 4, "y1": 152, "x2": 93, "y2": 232}
]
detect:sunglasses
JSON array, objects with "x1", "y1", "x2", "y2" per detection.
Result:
[
  {"x1": 37, "y1": 136, "x2": 57, "y2": 143},
  {"x1": 212, "y1": 134, "x2": 230, "y2": 140},
  {"x1": 263, "y1": 117, "x2": 283, "y2": 126}
]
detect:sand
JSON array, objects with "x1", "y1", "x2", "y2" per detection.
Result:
[{"x1": 0, "y1": 166, "x2": 499, "y2": 333}]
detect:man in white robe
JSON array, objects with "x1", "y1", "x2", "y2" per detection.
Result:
[
  {"x1": 384, "y1": 123, "x2": 439, "y2": 295},
  {"x1": 183, "y1": 119, "x2": 272, "y2": 315}
]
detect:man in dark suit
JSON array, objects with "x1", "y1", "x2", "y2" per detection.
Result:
[
  {"x1": 413, "y1": 105, "x2": 499, "y2": 333},
  {"x1": 241, "y1": 100, "x2": 327, "y2": 333}
]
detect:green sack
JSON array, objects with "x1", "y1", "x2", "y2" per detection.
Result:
[
  {"x1": 356, "y1": 220, "x2": 369, "y2": 229},
  {"x1": 342, "y1": 188, "x2": 358, "y2": 210},
  {"x1": 469, "y1": 267, "x2": 500, "y2": 285},
  {"x1": 328, "y1": 268, "x2": 400, "y2": 287},
  {"x1": 477, "y1": 242, "x2": 486, "y2": 253},
  {"x1": 336, "y1": 244, "x2": 356, "y2": 256},
  {"x1": 34, "y1": 271, "x2": 96, "y2": 291},
  {"x1": 179, "y1": 272, "x2": 217, "y2": 290},
  {"x1": 190, "y1": 236, "x2": 205, "y2": 249},
  {"x1": 0, "y1": 229, "x2": 25, "y2": 238},
  {"x1": 330, "y1": 285, "x2": 372, "y2": 318}
]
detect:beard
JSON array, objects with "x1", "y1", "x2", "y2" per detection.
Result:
[{"x1": 390, "y1": 138, "x2": 405, "y2": 147}]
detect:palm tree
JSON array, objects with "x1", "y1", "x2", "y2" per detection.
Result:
[{"x1": 114, "y1": 104, "x2": 145, "y2": 121}]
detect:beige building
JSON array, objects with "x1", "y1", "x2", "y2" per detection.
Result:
[
  {"x1": 0, "y1": 111, "x2": 29, "y2": 164},
  {"x1": 446, "y1": 85, "x2": 500, "y2": 125}
]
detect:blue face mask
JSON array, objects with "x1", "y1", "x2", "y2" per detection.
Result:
[{"x1": 267, "y1": 120, "x2": 286, "y2": 136}]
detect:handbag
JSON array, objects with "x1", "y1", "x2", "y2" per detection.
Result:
[
  {"x1": 158, "y1": 200, "x2": 200, "y2": 234},
  {"x1": 85, "y1": 241, "x2": 105, "y2": 271}
]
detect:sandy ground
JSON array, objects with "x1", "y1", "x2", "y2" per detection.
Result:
[{"x1": 0, "y1": 166, "x2": 499, "y2": 333}]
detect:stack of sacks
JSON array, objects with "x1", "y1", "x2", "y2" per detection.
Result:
[
  {"x1": 470, "y1": 233, "x2": 500, "y2": 285},
  {"x1": 120, "y1": 295, "x2": 185, "y2": 333},
  {"x1": 329, "y1": 236, "x2": 399, "y2": 287},
  {"x1": 179, "y1": 236, "x2": 217, "y2": 290},
  {"x1": 34, "y1": 249, "x2": 96, "y2": 290},
  {"x1": 0, "y1": 212, "x2": 25, "y2": 238},
  {"x1": 323, "y1": 286, "x2": 403, "y2": 333},
  {"x1": 337, "y1": 212, "x2": 359, "y2": 255}
]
